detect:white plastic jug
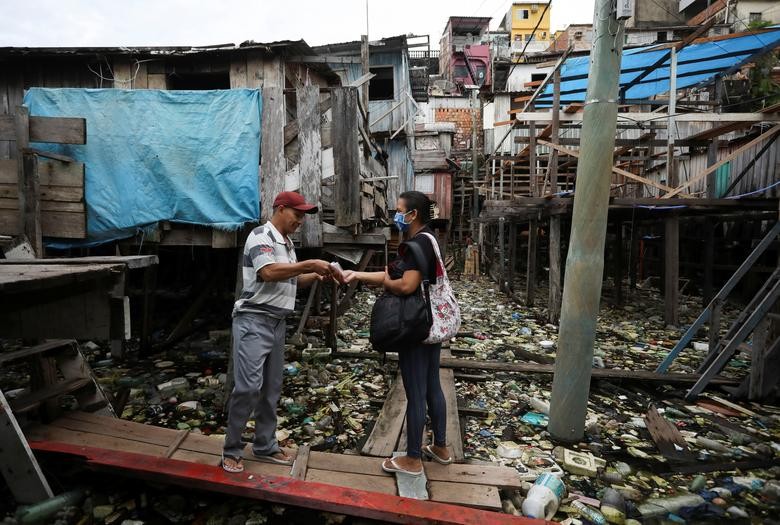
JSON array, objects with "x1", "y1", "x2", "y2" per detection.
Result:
[{"x1": 522, "y1": 473, "x2": 566, "y2": 520}]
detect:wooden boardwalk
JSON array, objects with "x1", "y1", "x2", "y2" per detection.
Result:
[
  {"x1": 26, "y1": 411, "x2": 532, "y2": 515},
  {"x1": 362, "y1": 348, "x2": 465, "y2": 461}
]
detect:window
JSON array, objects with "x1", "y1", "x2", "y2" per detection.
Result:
[
  {"x1": 657, "y1": 31, "x2": 667, "y2": 42},
  {"x1": 573, "y1": 31, "x2": 583, "y2": 40},
  {"x1": 531, "y1": 73, "x2": 546, "y2": 82},
  {"x1": 514, "y1": 34, "x2": 523, "y2": 41},
  {"x1": 526, "y1": 34, "x2": 535, "y2": 42},
  {"x1": 749, "y1": 12, "x2": 762, "y2": 23},
  {"x1": 368, "y1": 66, "x2": 394, "y2": 101},
  {"x1": 516, "y1": 9, "x2": 529, "y2": 19}
]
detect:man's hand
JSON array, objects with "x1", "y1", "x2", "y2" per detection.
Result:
[
  {"x1": 306, "y1": 259, "x2": 333, "y2": 276},
  {"x1": 342, "y1": 270, "x2": 357, "y2": 284}
]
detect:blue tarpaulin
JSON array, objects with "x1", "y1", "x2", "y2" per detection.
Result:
[
  {"x1": 24, "y1": 88, "x2": 262, "y2": 246},
  {"x1": 537, "y1": 28, "x2": 780, "y2": 106}
]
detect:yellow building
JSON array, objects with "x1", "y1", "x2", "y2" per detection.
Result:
[{"x1": 502, "y1": 1, "x2": 552, "y2": 47}]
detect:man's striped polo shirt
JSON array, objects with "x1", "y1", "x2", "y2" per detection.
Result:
[{"x1": 233, "y1": 221, "x2": 298, "y2": 318}]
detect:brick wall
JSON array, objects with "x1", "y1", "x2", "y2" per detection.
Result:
[{"x1": 434, "y1": 108, "x2": 483, "y2": 153}]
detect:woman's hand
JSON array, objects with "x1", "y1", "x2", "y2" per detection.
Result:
[{"x1": 342, "y1": 270, "x2": 357, "y2": 284}]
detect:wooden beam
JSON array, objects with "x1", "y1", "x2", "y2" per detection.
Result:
[
  {"x1": 14, "y1": 107, "x2": 29, "y2": 240},
  {"x1": 511, "y1": 112, "x2": 780, "y2": 123},
  {"x1": 663, "y1": 124, "x2": 780, "y2": 199},
  {"x1": 0, "y1": 389, "x2": 54, "y2": 503},
  {"x1": 332, "y1": 88, "x2": 361, "y2": 228},
  {"x1": 260, "y1": 87, "x2": 285, "y2": 222},
  {"x1": 287, "y1": 55, "x2": 363, "y2": 64},
  {"x1": 297, "y1": 86, "x2": 323, "y2": 248}
]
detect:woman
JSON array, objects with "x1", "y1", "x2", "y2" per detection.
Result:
[{"x1": 343, "y1": 191, "x2": 452, "y2": 475}]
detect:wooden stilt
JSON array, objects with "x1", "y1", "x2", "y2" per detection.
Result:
[
  {"x1": 749, "y1": 317, "x2": 771, "y2": 400},
  {"x1": 664, "y1": 214, "x2": 679, "y2": 326},
  {"x1": 526, "y1": 218, "x2": 538, "y2": 306},
  {"x1": 703, "y1": 220, "x2": 715, "y2": 305},
  {"x1": 548, "y1": 216, "x2": 562, "y2": 323},
  {"x1": 497, "y1": 218, "x2": 506, "y2": 291},
  {"x1": 508, "y1": 222, "x2": 517, "y2": 292},
  {"x1": 613, "y1": 221, "x2": 623, "y2": 306}
]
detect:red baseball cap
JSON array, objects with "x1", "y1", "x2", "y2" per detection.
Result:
[{"x1": 273, "y1": 191, "x2": 318, "y2": 214}]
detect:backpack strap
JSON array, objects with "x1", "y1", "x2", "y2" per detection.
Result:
[{"x1": 402, "y1": 240, "x2": 430, "y2": 283}]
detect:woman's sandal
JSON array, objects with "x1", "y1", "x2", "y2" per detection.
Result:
[
  {"x1": 381, "y1": 457, "x2": 423, "y2": 476},
  {"x1": 422, "y1": 445, "x2": 453, "y2": 465},
  {"x1": 221, "y1": 454, "x2": 244, "y2": 473}
]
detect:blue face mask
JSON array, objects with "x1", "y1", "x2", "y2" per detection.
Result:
[{"x1": 393, "y1": 210, "x2": 413, "y2": 232}]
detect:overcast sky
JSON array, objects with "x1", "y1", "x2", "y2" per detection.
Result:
[{"x1": 1, "y1": 0, "x2": 596, "y2": 48}]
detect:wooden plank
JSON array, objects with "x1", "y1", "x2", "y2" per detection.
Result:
[
  {"x1": 428, "y1": 481, "x2": 501, "y2": 510},
  {"x1": 287, "y1": 56, "x2": 363, "y2": 64},
  {"x1": 263, "y1": 56, "x2": 283, "y2": 88},
  {"x1": 164, "y1": 430, "x2": 191, "y2": 458},
  {"x1": 38, "y1": 159, "x2": 85, "y2": 187},
  {"x1": 511, "y1": 112, "x2": 780, "y2": 123},
  {"x1": 39, "y1": 185, "x2": 83, "y2": 202},
  {"x1": 22, "y1": 152, "x2": 42, "y2": 255},
  {"x1": 260, "y1": 87, "x2": 285, "y2": 222},
  {"x1": 361, "y1": 376, "x2": 406, "y2": 457},
  {"x1": 246, "y1": 51, "x2": 264, "y2": 88},
  {"x1": 0, "y1": 255, "x2": 157, "y2": 270},
  {"x1": 644, "y1": 405, "x2": 695, "y2": 462},
  {"x1": 308, "y1": 452, "x2": 525, "y2": 489},
  {"x1": 0, "y1": 209, "x2": 20, "y2": 234},
  {"x1": 28, "y1": 442, "x2": 535, "y2": 525},
  {"x1": 10, "y1": 377, "x2": 91, "y2": 413},
  {"x1": 0, "y1": 340, "x2": 74, "y2": 366},
  {"x1": 297, "y1": 85, "x2": 323, "y2": 248},
  {"x1": 28, "y1": 117, "x2": 86, "y2": 145},
  {"x1": 26, "y1": 423, "x2": 167, "y2": 456},
  {"x1": 305, "y1": 468, "x2": 397, "y2": 495},
  {"x1": 40, "y1": 211, "x2": 86, "y2": 238},
  {"x1": 229, "y1": 56, "x2": 248, "y2": 89},
  {"x1": 147, "y1": 74, "x2": 167, "y2": 90},
  {"x1": 439, "y1": 348, "x2": 463, "y2": 462},
  {"x1": 290, "y1": 444, "x2": 310, "y2": 480},
  {"x1": 0, "y1": 390, "x2": 54, "y2": 504},
  {"x1": 332, "y1": 87, "x2": 361, "y2": 228}
]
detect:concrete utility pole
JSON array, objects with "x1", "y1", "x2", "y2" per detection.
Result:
[
  {"x1": 471, "y1": 88, "x2": 480, "y2": 238},
  {"x1": 548, "y1": 0, "x2": 626, "y2": 442}
]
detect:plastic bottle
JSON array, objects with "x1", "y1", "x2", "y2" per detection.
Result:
[
  {"x1": 572, "y1": 500, "x2": 607, "y2": 525},
  {"x1": 638, "y1": 494, "x2": 705, "y2": 518},
  {"x1": 521, "y1": 473, "x2": 565, "y2": 520},
  {"x1": 600, "y1": 487, "x2": 626, "y2": 524}
]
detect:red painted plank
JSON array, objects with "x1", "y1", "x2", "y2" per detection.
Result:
[{"x1": 30, "y1": 441, "x2": 554, "y2": 525}]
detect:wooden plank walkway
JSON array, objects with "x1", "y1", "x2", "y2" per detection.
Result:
[
  {"x1": 25, "y1": 411, "x2": 525, "y2": 512},
  {"x1": 362, "y1": 347, "x2": 465, "y2": 461}
]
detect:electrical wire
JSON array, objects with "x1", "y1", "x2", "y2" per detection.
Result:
[{"x1": 725, "y1": 178, "x2": 780, "y2": 199}]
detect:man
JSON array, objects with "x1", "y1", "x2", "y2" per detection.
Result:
[{"x1": 222, "y1": 191, "x2": 332, "y2": 473}]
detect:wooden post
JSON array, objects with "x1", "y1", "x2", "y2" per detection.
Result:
[
  {"x1": 508, "y1": 222, "x2": 517, "y2": 293},
  {"x1": 749, "y1": 317, "x2": 771, "y2": 400},
  {"x1": 260, "y1": 87, "x2": 285, "y2": 223},
  {"x1": 549, "y1": 70, "x2": 561, "y2": 193},
  {"x1": 613, "y1": 221, "x2": 623, "y2": 306},
  {"x1": 664, "y1": 214, "x2": 679, "y2": 326},
  {"x1": 629, "y1": 220, "x2": 639, "y2": 289},
  {"x1": 498, "y1": 217, "x2": 506, "y2": 292},
  {"x1": 526, "y1": 217, "x2": 538, "y2": 306},
  {"x1": 548, "y1": 215, "x2": 562, "y2": 323},
  {"x1": 332, "y1": 88, "x2": 361, "y2": 228},
  {"x1": 0, "y1": 389, "x2": 54, "y2": 503},
  {"x1": 703, "y1": 220, "x2": 715, "y2": 305},
  {"x1": 528, "y1": 103, "x2": 537, "y2": 196},
  {"x1": 329, "y1": 280, "x2": 338, "y2": 352},
  {"x1": 361, "y1": 35, "x2": 370, "y2": 128},
  {"x1": 297, "y1": 86, "x2": 323, "y2": 248},
  {"x1": 22, "y1": 152, "x2": 42, "y2": 256}
]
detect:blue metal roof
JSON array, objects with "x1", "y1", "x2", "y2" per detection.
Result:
[{"x1": 536, "y1": 28, "x2": 780, "y2": 106}]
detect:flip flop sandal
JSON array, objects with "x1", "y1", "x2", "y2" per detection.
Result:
[
  {"x1": 381, "y1": 457, "x2": 423, "y2": 476},
  {"x1": 253, "y1": 451, "x2": 294, "y2": 465},
  {"x1": 422, "y1": 445, "x2": 453, "y2": 465},
  {"x1": 221, "y1": 454, "x2": 244, "y2": 473}
]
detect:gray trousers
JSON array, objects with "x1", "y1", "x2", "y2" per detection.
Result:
[{"x1": 223, "y1": 311, "x2": 286, "y2": 458}]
